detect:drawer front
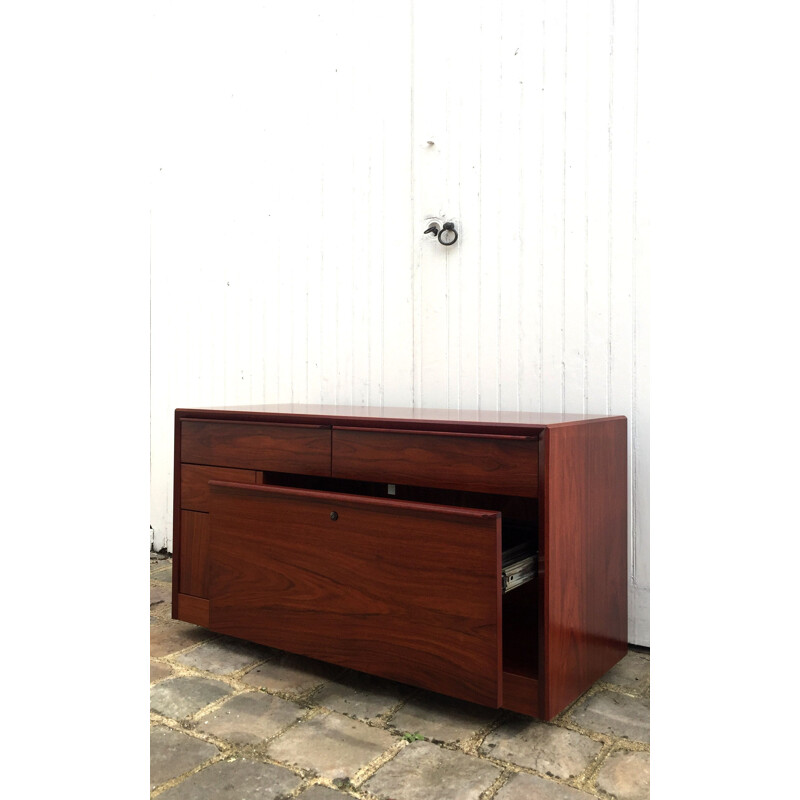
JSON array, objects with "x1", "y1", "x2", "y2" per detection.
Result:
[
  {"x1": 181, "y1": 420, "x2": 331, "y2": 476},
  {"x1": 208, "y1": 482, "x2": 503, "y2": 708},
  {"x1": 332, "y1": 427, "x2": 538, "y2": 497},
  {"x1": 181, "y1": 464, "x2": 258, "y2": 512}
]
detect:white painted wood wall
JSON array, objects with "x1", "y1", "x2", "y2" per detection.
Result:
[{"x1": 150, "y1": 0, "x2": 649, "y2": 645}]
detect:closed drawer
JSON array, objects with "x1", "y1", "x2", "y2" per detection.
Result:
[
  {"x1": 332, "y1": 427, "x2": 538, "y2": 497},
  {"x1": 181, "y1": 420, "x2": 331, "y2": 476},
  {"x1": 209, "y1": 481, "x2": 503, "y2": 707},
  {"x1": 181, "y1": 464, "x2": 258, "y2": 512}
]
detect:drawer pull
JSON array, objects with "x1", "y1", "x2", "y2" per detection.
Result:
[{"x1": 330, "y1": 511, "x2": 338, "y2": 521}]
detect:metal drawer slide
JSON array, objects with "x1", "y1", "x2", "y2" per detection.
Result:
[{"x1": 502, "y1": 544, "x2": 536, "y2": 593}]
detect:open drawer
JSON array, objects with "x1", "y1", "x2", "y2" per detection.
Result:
[{"x1": 208, "y1": 481, "x2": 503, "y2": 708}]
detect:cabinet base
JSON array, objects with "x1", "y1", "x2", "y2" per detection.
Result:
[
  {"x1": 502, "y1": 671, "x2": 540, "y2": 716},
  {"x1": 175, "y1": 593, "x2": 209, "y2": 627}
]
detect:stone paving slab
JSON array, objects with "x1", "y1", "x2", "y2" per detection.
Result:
[
  {"x1": 388, "y1": 690, "x2": 497, "y2": 743},
  {"x1": 495, "y1": 772, "x2": 593, "y2": 800},
  {"x1": 595, "y1": 749, "x2": 650, "y2": 800},
  {"x1": 150, "y1": 583, "x2": 172, "y2": 608},
  {"x1": 241, "y1": 652, "x2": 344, "y2": 695},
  {"x1": 151, "y1": 661, "x2": 173, "y2": 683},
  {"x1": 599, "y1": 651, "x2": 650, "y2": 693},
  {"x1": 481, "y1": 718, "x2": 602, "y2": 780},
  {"x1": 197, "y1": 692, "x2": 305, "y2": 744},
  {"x1": 150, "y1": 726, "x2": 219, "y2": 790},
  {"x1": 175, "y1": 635, "x2": 271, "y2": 675},
  {"x1": 150, "y1": 619, "x2": 215, "y2": 658},
  {"x1": 151, "y1": 565, "x2": 173, "y2": 583},
  {"x1": 570, "y1": 691, "x2": 650, "y2": 744},
  {"x1": 364, "y1": 740, "x2": 501, "y2": 800},
  {"x1": 157, "y1": 758, "x2": 302, "y2": 800},
  {"x1": 312, "y1": 669, "x2": 412, "y2": 721},
  {"x1": 151, "y1": 676, "x2": 233, "y2": 719},
  {"x1": 297, "y1": 786, "x2": 353, "y2": 800},
  {"x1": 266, "y1": 710, "x2": 396, "y2": 780}
]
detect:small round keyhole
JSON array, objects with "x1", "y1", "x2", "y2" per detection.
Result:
[{"x1": 330, "y1": 511, "x2": 338, "y2": 521}]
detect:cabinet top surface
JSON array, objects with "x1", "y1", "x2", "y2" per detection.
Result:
[{"x1": 176, "y1": 403, "x2": 625, "y2": 430}]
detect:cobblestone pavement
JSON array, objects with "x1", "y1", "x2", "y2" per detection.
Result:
[{"x1": 151, "y1": 554, "x2": 650, "y2": 800}]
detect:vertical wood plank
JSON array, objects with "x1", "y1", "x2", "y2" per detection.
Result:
[
  {"x1": 540, "y1": 0, "x2": 568, "y2": 413},
  {"x1": 442, "y1": 7, "x2": 484, "y2": 410},
  {"x1": 630, "y1": 0, "x2": 649, "y2": 647},
  {"x1": 412, "y1": 0, "x2": 450, "y2": 409},
  {"x1": 608, "y1": 0, "x2": 637, "y2": 608},
  {"x1": 476, "y1": 4, "x2": 502, "y2": 411},
  {"x1": 585, "y1": 0, "x2": 613, "y2": 416},
  {"x1": 497, "y1": 0, "x2": 525, "y2": 412},
  {"x1": 563, "y1": 0, "x2": 590, "y2": 413},
  {"x1": 380, "y1": 2, "x2": 415, "y2": 407},
  {"x1": 609, "y1": 0, "x2": 636, "y2": 422},
  {"x1": 518, "y1": 0, "x2": 546, "y2": 413},
  {"x1": 318, "y1": 27, "x2": 339, "y2": 405}
]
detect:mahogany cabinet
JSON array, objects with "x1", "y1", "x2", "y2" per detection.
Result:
[{"x1": 172, "y1": 404, "x2": 628, "y2": 719}]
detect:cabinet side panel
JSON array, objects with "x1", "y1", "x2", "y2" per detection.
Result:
[{"x1": 541, "y1": 419, "x2": 627, "y2": 718}]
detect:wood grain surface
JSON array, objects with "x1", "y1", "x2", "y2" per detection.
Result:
[
  {"x1": 181, "y1": 420, "x2": 331, "y2": 476},
  {"x1": 178, "y1": 510, "x2": 210, "y2": 598},
  {"x1": 180, "y1": 464, "x2": 258, "y2": 512},
  {"x1": 332, "y1": 427, "x2": 538, "y2": 497},
  {"x1": 208, "y1": 481, "x2": 503, "y2": 707},
  {"x1": 540, "y1": 419, "x2": 628, "y2": 718}
]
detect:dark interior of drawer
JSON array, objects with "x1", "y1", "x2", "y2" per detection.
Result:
[
  {"x1": 262, "y1": 470, "x2": 537, "y2": 535},
  {"x1": 503, "y1": 581, "x2": 538, "y2": 679},
  {"x1": 262, "y1": 469, "x2": 539, "y2": 681}
]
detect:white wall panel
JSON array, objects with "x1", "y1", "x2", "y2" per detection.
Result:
[{"x1": 150, "y1": 0, "x2": 649, "y2": 644}]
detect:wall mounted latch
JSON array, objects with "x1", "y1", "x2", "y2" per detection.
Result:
[
  {"x1": 438, "y1": 222, "x2": 458, "y2": 246},
  {"x1": 424, "y1": 218, "x2": 458, "y2": 246}
]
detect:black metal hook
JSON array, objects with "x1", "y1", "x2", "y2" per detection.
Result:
[{"x1": 424, "y1": 222, "x2": 440, "y2": 236}]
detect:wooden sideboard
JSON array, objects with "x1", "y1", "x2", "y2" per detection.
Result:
[{"x1": 172, "y1": 404, "x2": 628, "y2": 719}]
